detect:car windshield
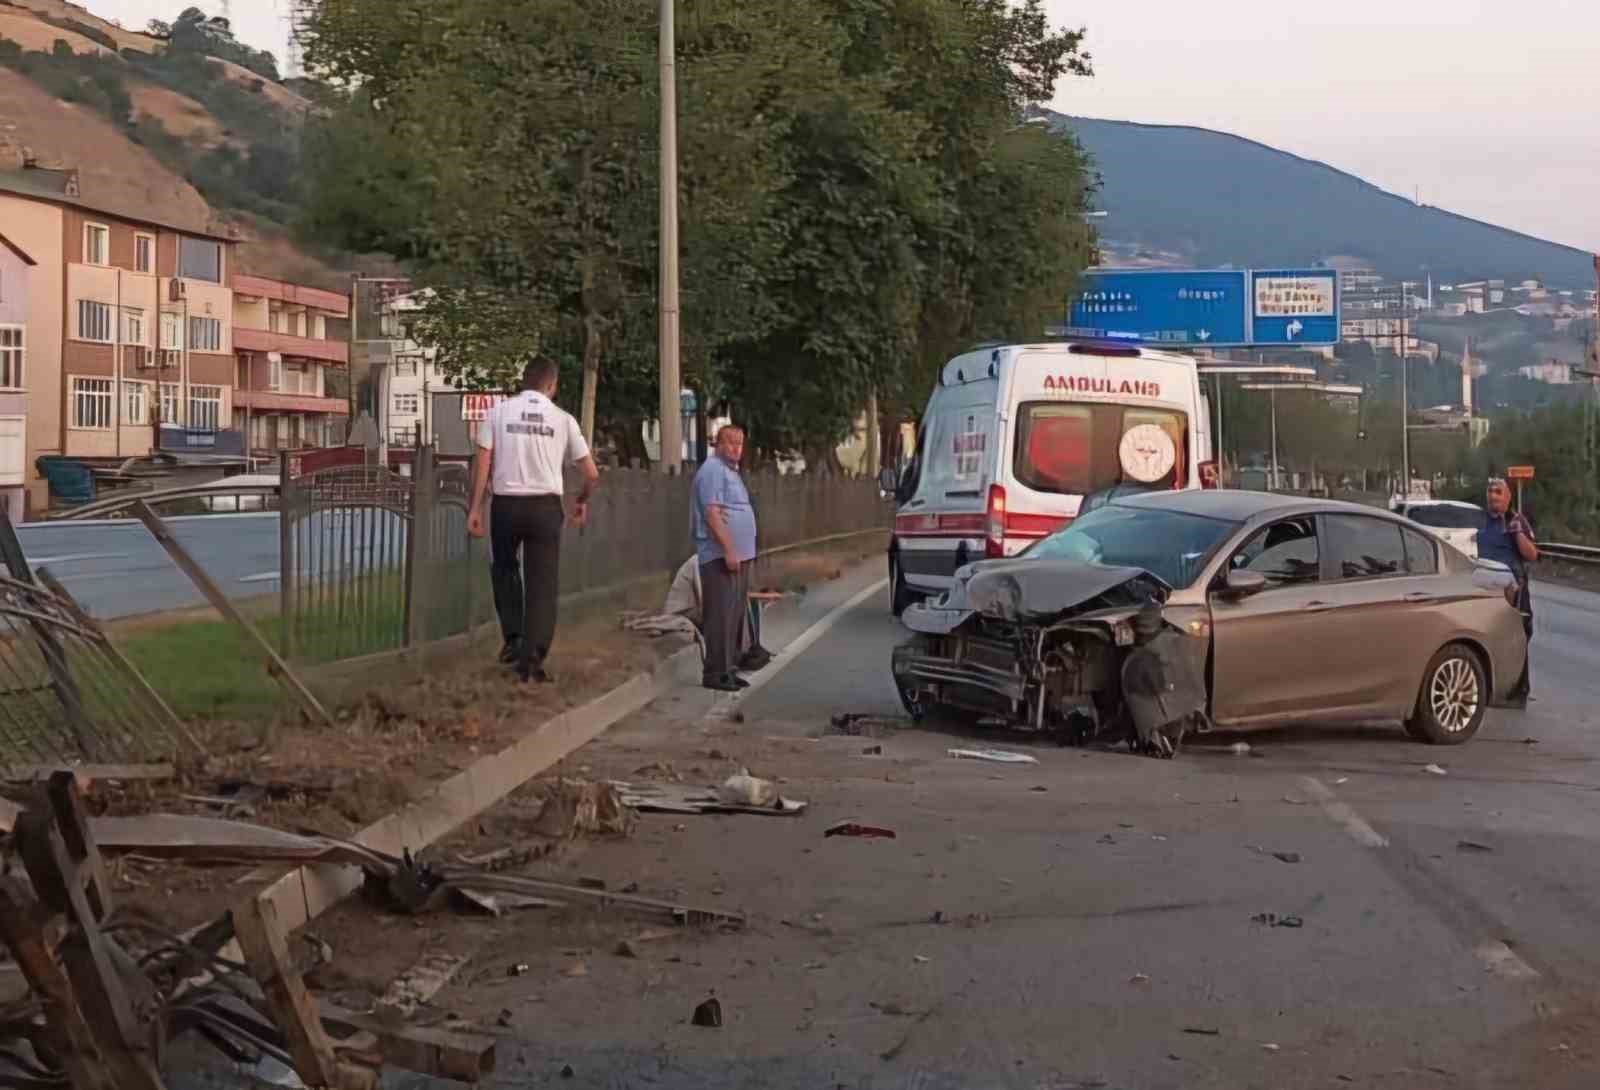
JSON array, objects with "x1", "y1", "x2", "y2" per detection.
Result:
[
  {"x1": 1022, "y1": 504, "x2": 1240, "y2": 589},
  {"x1": 1404, "y1": 504, "x2": 1484, "y2": 530}
]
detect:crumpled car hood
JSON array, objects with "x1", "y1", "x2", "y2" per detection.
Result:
[{"x1": 903, "y1": 559, "x2": 1168, "y2": 634}]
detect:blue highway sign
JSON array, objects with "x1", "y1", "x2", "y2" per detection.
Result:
[
  {"x1": 1250, "y1": 268, "x2": 1339, "y2": 346},
  {"x1": 1066, "y1": 269, "x2": 1249, "y2": 347},
  {"x1": 1061, "y1": 267, "x2": 1340, "y2": 348}
]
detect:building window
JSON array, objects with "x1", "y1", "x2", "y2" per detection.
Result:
[
  {"x1": 0, "y1": 327, "x2": 21, "y2": 390},
  {"x1": 160, "y1": 312, "x2": 182, "y2": 350},
  {"x1": 160, "y1": 382, "x2": 182, "y2": 425},
  {"x1": 83, "y1": 223, "x2": 109, "y2": 266},
  {"x1": 124, "y1": 381, "x2": 150, "y2": 426},
  {"x1": 178, "y1": 237, "x2": 222, "y2": 283},
  {"x1": 71, "y1": 377, "x2": 113, "y2": 430},
  {"x1": 189, "y1": 384, "x2": 222, "y2": 431},
  {"x1": 393, "y1": 393, "x2": 419, "y2": 415},
  {"x1": 394, "y1": 352, "x2": 422, "y2": 378},
  {"x1": 76, "y1": 300, "x2": 113, "y2": 343},
  {"x1": 134, "y1": 233, "x2": 154, "y2": 274},
  {"x1": 121, "y1": 307, "x2": 146, "y2": 346},
  {"x1": 188, "y1": 316, "x2": 222, "y2": 353}
]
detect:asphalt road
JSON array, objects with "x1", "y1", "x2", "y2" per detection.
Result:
[
  {"x1": 14, "y1": 513, "x2": 406, "y2": 620},
  {"x1": 163, "y1": 562, "x2": 1600, "y2": 1090},
  {"x1": 355, "y1": 560, "x2": 1600, "y2": 1090}
]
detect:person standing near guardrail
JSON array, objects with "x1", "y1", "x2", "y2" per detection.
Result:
[
  {"x1": 466, "y1": 356, "x2": 599, "y2": 684},
  {"x1": 1478, "y1": 476, "x2": 1538, "y2": 707},
  {"x1": 693, "y1": 425, "x2": 761, "y2": 692}
]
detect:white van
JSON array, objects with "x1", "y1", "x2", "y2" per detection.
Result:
[{"x1": 888, "y1": 339, "x2": 1215, "y2": 614}]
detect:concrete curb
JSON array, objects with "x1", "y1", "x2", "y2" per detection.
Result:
[{"x1": 224, "y1": 641, "x2": 702, "y2": 949}]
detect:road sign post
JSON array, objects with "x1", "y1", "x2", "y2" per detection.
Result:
[{"x1": 1506, "y1": 465, "x2": 1535, "y2": 512}]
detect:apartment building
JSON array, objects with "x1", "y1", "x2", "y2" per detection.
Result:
[
  {"x1": 0, "y1": 164, "x2": 238, "y2": 513},
  {"x1": 232, "y1": 275, "x2": 350, "y2": 458},
  {"x1": 0, "y1": 230, "x2": 34, "y2": 522},
  {"x1": 380, "y1": 290, "x2": 466, "y2": 448}
]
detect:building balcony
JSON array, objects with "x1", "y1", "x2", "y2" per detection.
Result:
[
  {"x1": 234, "y1": 327, "x2": 349, "y2": 364},
  {"x1": 232, "y1": 275, "x2": 350, "y2": 316},
  {"x1": 234, "y1": 389, "x2": 350, "y2": 415}
]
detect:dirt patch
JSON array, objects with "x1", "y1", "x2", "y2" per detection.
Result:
[
  {"x1": 0, "y1": 8, "x2": 113, "y2": 55},
  {"x1": 206, "y1": 55, "x2": 312, "y2": 115},
  {"x1": 5, "y1": 0, "x2": 162, "y2": 54},
  {"x1": 126, "y1": 78, "x2": 229, "y2": 149}
]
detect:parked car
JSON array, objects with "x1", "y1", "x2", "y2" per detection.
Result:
[
  {"x1": 892, "y1": 491, "x2": 1528, "y2": 755},
  {"x1": 1391, "y1": 499, "x2": 1485, "y2": 559}
]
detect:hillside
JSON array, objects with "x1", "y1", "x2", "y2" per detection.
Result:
[
  {"x1": 0, "y1": 3, "x2": 391, "y2": 290},
  {"x1": 1048, "y1": 113, "x2": 1595, "y2": 287}
]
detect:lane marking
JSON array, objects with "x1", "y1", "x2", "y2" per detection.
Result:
[
  {"x1": 1299, "y1": 776, "x2": 1389, "y2": 848},
  {"x1": 707, "y1": 578, "x2": 888, "y2": 718},
  {"x1": 1474, "y1": 941, "x2": 1540, "y2": 982},
  {"x1": 1302, "y1": 777, "x2": 1543, "y2": 982},
  {"x1": 29, "y1": 552, "x2": 129, "y2": 566}
]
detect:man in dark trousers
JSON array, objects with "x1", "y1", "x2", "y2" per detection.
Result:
[
  {"x1": 467, "y1": 356, "x2": 598, "y2": 683},
  {"x1": 1476, "y1": 475, "x2": 1538, "y2": 707},
  {"x1": 692, "y1": 425, "x2": 759, "y2": 692}
]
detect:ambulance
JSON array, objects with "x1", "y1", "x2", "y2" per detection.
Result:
[{"x1": 888, "y1": 338, "x2": 1215, "y2": 614}]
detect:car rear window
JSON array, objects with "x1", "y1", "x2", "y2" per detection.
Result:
[
  {"x1": 1403, "y1": 504, "x2": 1484, "y2": 530},
  {"x1": 1013, "y1": 403, "x2": 1187, "y2": 496},
  {"x1": 1324, "y1": 514, "x2": 1407, "y2": 580}
]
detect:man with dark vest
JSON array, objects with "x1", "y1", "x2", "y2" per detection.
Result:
[{"x1": 1476, "y1": 475, "x2": 1537, "y2": 707}]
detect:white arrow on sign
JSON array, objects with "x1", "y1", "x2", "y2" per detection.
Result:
[
  {"x1": 1196, "y1": 329, "x2": 1212, "y2": 342},
  {"x1": 1286, "y1": 320, "x2": 1304, "y2": 340}
]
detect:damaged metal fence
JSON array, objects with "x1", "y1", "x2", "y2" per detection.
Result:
[{"x1": 0, "y1": 515, "x2": 188, "y2": 777}]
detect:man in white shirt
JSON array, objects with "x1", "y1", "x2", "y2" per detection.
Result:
[{"x1": 467, "y1": 356, "x2": 598, "y2": 683}]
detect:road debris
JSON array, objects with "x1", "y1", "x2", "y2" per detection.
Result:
[
  {"x1": 560, "y1": 962, "x2": 589, "y2": 979},
  {"x1": 913, "y1": 954, "x2": 931, "y2": 964},
  {"x1": 1029, "y1": 785, "x2": 1048, "y2": 792},
  {"x1": 1334, "y1": 777, "x2": 1350, "y2": 785},
  {"x1": 1251, "y1": 912, "x2": 1305, "y2": 928},
  {"x1": 1182, "y1": 1026, "x2": 1221, "y2": 1036},
  {"x1": 829, "y1": 713, "x2": 911, "y2": 738},
  {"x1": 1457, "y1": 840, "x2": 1494, "y2": 854},
  {"x1": 719, "y1": 769, "x2": 779, "y2": 807},
  {"x1": 533, "y1": 779, "x2": 637, "y2": 839},
  {"x1": 615, "y1": 780, "x2": 808, "y2": 816},
  {"x1": 1423, "y1": 764, "x2": 1448, "y2": 776},
  {"x1": 614, "y1": 940, "x2": 642, "y2": 959},
  {"x1": 1261, "y1": 1043, "x2": 1281, "y2": 1053},
  {"x1": 1129, "y1": 973, "x2": 1151, "y2": 987},
  {"x1": 1282, "y1": 795, "x2": 1308, "y2": 805},
  {"x1": 947, "y1": 748, "x2": 1039, "y2": 765},
  {"x1": 508, "y1": 963, "x2": 531, "y2": 977},
  {"x1": 862, "y1": 744, "x2": 884, "y2": 756},
  {"x1": 453, "y1": 887, "x2": 559, "y2": 916},
  {"x1": 824, "y1": 820, "x2": 896, "y2": 839},
  {"x1": 1271, "y1": 852, "x2": 1302, "y2": 864},
  {"x1": 692, "y1": 997, "x2": 723, "y2": 1027},
  {"x1": 1230, "y1": 742, "x2": 1252, "y2": 756},
  {"x1": 561, "y1": 1062, "x2": 576, "y2": 1078}
]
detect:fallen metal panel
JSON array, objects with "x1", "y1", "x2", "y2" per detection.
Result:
[{"x1": 89, "y1": 815, "x2": 398, "y2": 869}]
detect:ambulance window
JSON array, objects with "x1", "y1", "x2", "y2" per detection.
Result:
[{"x1": 1013, "y1": 403, "x2": 1187, "y2": 496}]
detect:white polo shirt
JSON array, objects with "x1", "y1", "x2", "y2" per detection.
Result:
[{"x1": 475, "y1": 390, "x2": 590, "y2": 496}]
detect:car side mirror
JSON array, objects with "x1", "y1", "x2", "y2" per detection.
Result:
[{"x1": 1220, "y1": 569, "x2": 1267, "y2": 599}]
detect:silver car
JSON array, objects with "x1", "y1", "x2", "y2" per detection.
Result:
[{"x1": 893, "y1": 491, "x2": 1529, "y2": 754}]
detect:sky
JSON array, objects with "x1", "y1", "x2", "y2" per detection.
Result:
[{"x1": 90, "y1": 0, "x2": 1599, "y2": 254}]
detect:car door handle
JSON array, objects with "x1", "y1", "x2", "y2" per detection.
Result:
[
  {"x1": 1403, "y1": 591, "x2": 1434, "y2": 602},
  {"x1": 1303, "y1": 600, "x2": 1332, "y2": 613}
]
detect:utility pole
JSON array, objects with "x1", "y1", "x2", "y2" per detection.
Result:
[
  {"x1": 1399, "y1": 280, "x2": 1413, "y2": 496},
  {"x1": 656, "y1": 0, "x2": 683, "y2": 474}
]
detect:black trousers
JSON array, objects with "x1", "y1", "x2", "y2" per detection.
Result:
[
  {"x1": 489, "y1": 494, "x2": 565, "y2": 672},
  {"x1": 700, "y1": 559, "x2": 749, "y2": 682},
  {"x1": 1512, "y1": 579, "x2": 1533, "y2": 697}
]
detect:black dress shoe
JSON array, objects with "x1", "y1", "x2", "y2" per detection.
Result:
[
  {"x1": 703, "y1": 674, "x2": 742, "y2": 693},
  {"x1": 517, "y1": 665, "x2": 554, "y2": 684},
  {"x1": 737, "y1": 648, "x2": 773, "y2": 671},
  {"x1": 499, "y1": 639, "x2": 522, "y2": 665},
  {"x1": 733, "y1": 675, "x2": 751, "y2": 689}
]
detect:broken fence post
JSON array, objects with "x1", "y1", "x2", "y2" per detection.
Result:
[{"x1": 129, "y1": 500, "x2": 332, "y2": 726}]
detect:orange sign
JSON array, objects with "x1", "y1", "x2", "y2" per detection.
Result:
[{"x1": 1506, "y1": 465, "x2": 1535, "y2": 481}]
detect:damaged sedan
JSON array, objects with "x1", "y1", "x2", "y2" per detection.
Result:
[{"x1": 892, "y1": 491, "x2": 1529, "y2": 756}]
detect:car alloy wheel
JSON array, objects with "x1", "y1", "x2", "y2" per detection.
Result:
[{"x1": 1429, "y1": 655, "x2": 1481, "y2": 734}]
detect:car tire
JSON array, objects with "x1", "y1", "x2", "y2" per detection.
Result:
[
  {"x1": 1406, "y1": 643, "x2": 1488, "y2": 745},
  {"x1": 890, "y1": 556, "x2": 914, "y2": 617}
]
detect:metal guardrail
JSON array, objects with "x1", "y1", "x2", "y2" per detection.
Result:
[
  {"x1": 51, "y1": 482, "x2": 280, "y2": 521},
  {"x1": 1542, "y1": 542, "x2": 1600, "y2": 566}
]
